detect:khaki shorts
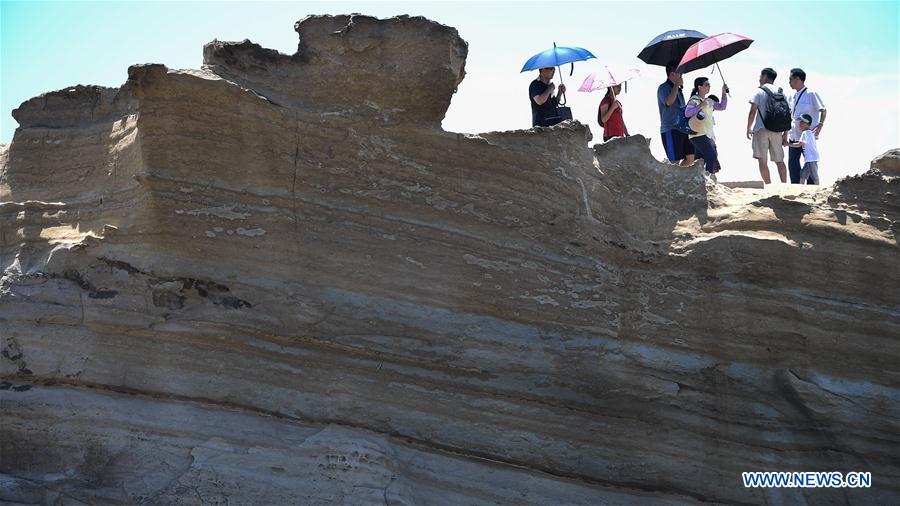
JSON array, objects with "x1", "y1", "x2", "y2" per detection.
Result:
[{"x1": 752, "y1": 129, "x2": 785, "y2": 162}]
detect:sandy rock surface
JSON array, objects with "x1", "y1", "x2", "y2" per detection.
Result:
[{"x1": 2, "y1": 14, "x2": 899, "y2": 505}]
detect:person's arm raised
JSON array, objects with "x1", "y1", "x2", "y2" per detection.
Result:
[
  {"x1": 714, "y1": 89, "x2": 728, "y2": 110},
  {"x1": 664, "y1": 74, "x2": 683, "y2": 106},
  {"x1": 665, "y1": 83, "x2": 680, "y2": 107}
]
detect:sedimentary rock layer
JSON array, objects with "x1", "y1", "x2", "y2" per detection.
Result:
[{"x1": 2, "y1": 14, "x2": 898, "y2": 505}]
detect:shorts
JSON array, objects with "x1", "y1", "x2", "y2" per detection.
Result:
[
  {"x1": 752, "y1": 129, "x2": 785, "y2": 162},
  {"x1": 661, "y1": 130, "x2": 695, "y2": 161},
  {"x1": 800, "y1": 161, "x2": 819, "y2": 182}
]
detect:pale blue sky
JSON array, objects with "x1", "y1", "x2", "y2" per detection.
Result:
[{"x1": 2, "y1": 1, "x2": 898, "y2": 181}]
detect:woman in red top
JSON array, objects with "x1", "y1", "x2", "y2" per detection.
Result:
[{"x1": 598, "y1": 84, "x2": 628, "y2": 142}]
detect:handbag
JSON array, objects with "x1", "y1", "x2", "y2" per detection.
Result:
[
  {"x1": 688, "y1": 99, "x2": 708, "y2": 133},
  {"x1": 677, "y1": 95, "x2": 703, "y2": 135},
  {"x1": 674, "y1": 106, "x2": 695, "y2": 135},
  {"x1": 555, "y1": 90, "x2": 572, "y2": 121}
]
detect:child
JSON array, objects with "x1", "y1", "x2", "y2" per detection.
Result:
[{"x1": 789, "y1": 114, "x2": 820, "y2": 184}]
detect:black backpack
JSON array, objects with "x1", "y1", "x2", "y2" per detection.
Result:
[{"x1": 760, "y1": 86, "x2": 791, "y2": 132}]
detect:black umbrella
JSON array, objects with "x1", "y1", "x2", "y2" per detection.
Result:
[{"x1": 637, "y1": 29, "x2": 707, "y2": 67}]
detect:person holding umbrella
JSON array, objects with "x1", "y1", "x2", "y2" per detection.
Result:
[
  {"x1": 529, "y1": 67, "x2": 566, "y2": 127},
  {"x1": 657, "y1": 64, "x2": 695, "y2": 166},
  {"x1": 685, "y1": 77, "x2": 729, "y2": 174},
  {"x1": 638, "y1": 29, "x2": 706, "y2": 166},
  {"x1": 579, "y1": 67, "x2": 639, "y2": 142},
  {"x1": 675, "y1": 32, "x2": 755, "y2": 173},
  {"x1": 521, "y1": 44, "x2": 596, "y2": 128},
  {"x1": 599, "y1": 84, "x2": 629, "y2": 142}
]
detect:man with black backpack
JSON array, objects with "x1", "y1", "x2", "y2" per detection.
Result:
[{"x1": 746, "y1": 68, "x2": 791, "y2": 184}]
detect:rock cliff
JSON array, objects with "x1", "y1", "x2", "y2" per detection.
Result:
[{"x1": 2, "y1": 14, "x2": 898, "y2": 505}]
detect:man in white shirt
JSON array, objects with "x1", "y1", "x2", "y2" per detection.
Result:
[
  {"x1": 746, "y1": 68, "x2": 789, "y2": 184},
  {"x1": 787, "y1": 68, "x2": 827, "y2": 184}
]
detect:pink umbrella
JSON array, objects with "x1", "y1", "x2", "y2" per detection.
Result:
[
  {"x1": 578, "y1": 66, "x2": 640, "y2": 107},
  {"x1": 676, "y1": 32, "x2": 753, "y2": 95},
  {"x1": 578, "y1": 67, "x2": 641, "y2": 93}
]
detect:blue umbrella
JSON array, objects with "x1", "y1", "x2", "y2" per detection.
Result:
[
  {"x1": 521, "y1": 43, "x2": 596, "y2": 105},
  {"x1": 520, "y1": 43, "x2": 597, "y2": 73}
]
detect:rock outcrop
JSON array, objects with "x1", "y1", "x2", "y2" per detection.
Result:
[
  {"x1": 871, "y1": 148, "x2": 900, "y2": 177},
  {"x1": 2, "y1": 15, "x2": 898, "y2": 505}
]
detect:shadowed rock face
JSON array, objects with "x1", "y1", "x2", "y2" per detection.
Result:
[{"x1": 1, "y1": 15, "x2": 898, "y2": 505}]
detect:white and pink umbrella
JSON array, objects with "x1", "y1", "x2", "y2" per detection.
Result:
[
  {"x1": 578, "y1": 67, "x2": 641, "y2": 93},
  {"x1": 578, "y1": 67, "x2": 641, "y2": 106}
]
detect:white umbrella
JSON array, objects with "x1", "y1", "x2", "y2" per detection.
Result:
[{"x1": 578, "y1": 67, "x2": 641, "y2": 101}]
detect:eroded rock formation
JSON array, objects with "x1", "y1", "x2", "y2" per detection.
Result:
[{"x1": 1, "y1": 14, "x2": 898, "y2": 505}]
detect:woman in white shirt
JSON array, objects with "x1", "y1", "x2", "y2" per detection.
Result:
[{"x1": 685, "y1": 77, "x2": 729, "y2": 174}]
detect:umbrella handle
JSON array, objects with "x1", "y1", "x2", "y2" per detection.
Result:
[
  {"x1": 715, "y1": 62, "x2": 731, "y2": 97},
  {"x1": 556, "y1": 62, "x2": 566, "y2": 104}
]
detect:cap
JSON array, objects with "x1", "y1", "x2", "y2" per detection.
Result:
[{"x1": 799, "y1": 114, "x2": 813, "y2": 124}]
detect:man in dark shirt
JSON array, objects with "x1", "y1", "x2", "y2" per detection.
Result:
[{"x1": 529, "y1": 67, "x2": 566, "y2": 127}]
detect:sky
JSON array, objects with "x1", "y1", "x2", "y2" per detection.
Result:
[{"x1": 2, "y1": 1, "x2": 898, "y2": 184}]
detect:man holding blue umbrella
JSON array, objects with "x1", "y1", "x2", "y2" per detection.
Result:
[
  {"x1": 521, "y1": 43, "x2": 595, "y2": 127},
  {"x1": 530, "y1": 67, "x2": 566, "y2": 127}
]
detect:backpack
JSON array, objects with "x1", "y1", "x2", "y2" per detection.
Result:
[{"x1": 760, "y1": 86, "x2": 791, "y2": 132}]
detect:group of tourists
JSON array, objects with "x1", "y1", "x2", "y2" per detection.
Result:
[
  {"x1": 528, "y1": 64, "x2": 826, "y2": 184},
  {"x1": 744, "y1": 67, "x2": 825, "y2": 184}
]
